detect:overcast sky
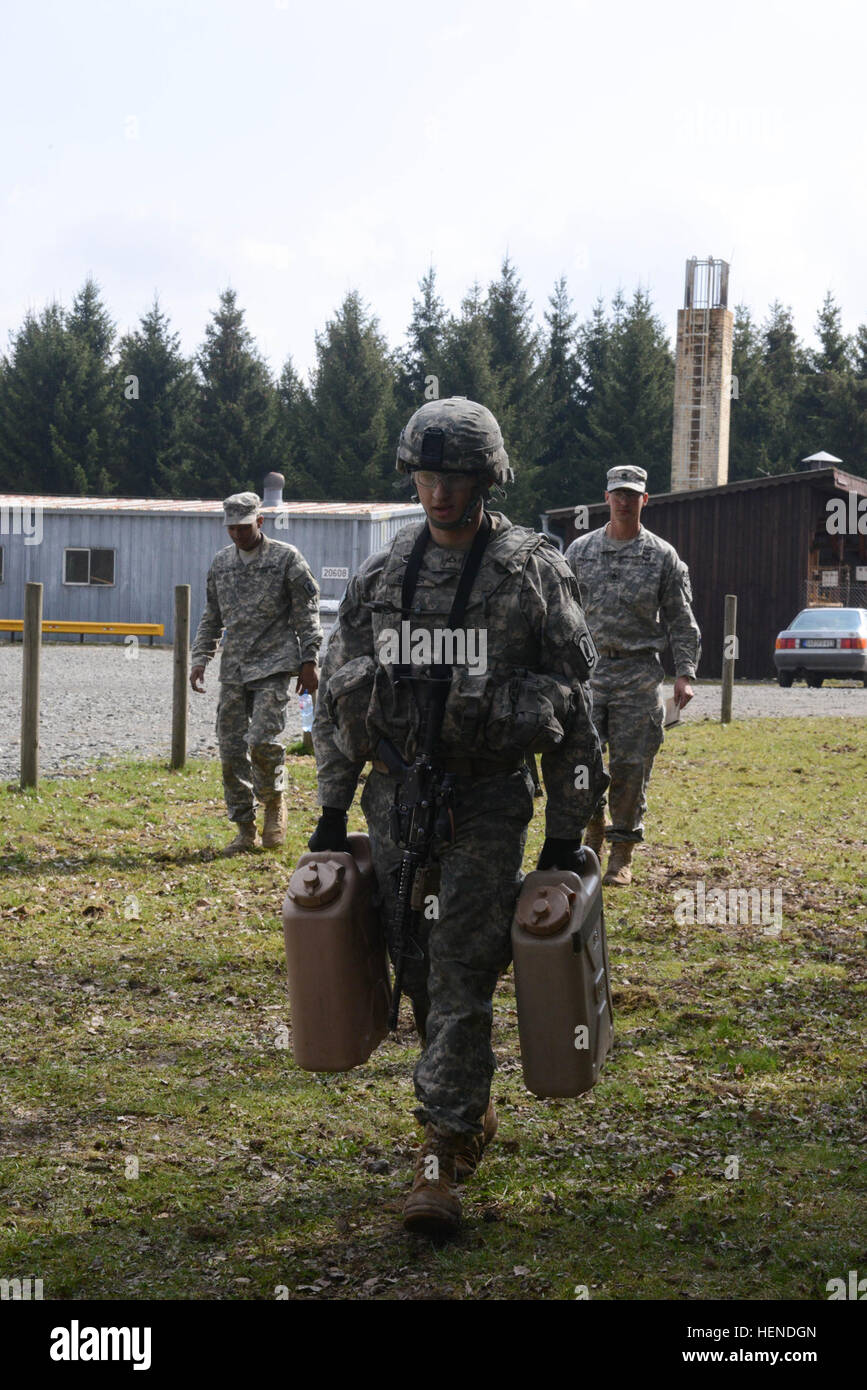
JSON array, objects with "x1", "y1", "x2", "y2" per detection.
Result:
[{"x1": 2, "y1": 0, "x2": 865, "y2": 378}]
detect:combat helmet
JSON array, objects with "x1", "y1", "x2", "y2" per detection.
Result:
[{"x1": 396, "y1": 397, "x2": 513, "y2": 486}]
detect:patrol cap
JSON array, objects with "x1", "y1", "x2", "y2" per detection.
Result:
[
  {"x1": 606, "y1": 466, "x2": 648, "y2": 494},
  {"x1": 223, "y1": 492, "x2": 262, "y2": 525}
]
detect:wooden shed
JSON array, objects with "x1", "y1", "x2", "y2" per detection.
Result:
[{"x1": 544, "y1": 467, "x2": 867, "y2": 679}]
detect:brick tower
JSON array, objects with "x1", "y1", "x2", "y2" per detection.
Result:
[{"x1": 671, "y1": 257, "x2": 734, "y2": 492}]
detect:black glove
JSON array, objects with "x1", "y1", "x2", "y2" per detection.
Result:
[
  {"x1": 536, "y1": 837, "x2": 588, "y2": 875},
  {"x1": 308, "y1": 807, "x2": 350, "y2": 852}
]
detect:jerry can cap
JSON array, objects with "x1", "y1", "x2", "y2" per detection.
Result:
[
  {"x1": 287, "y1": 859, "x2": 345, "y2": 908},
  {"x1": 516, "y1": 883, "x2": 575, "y2": 936}
]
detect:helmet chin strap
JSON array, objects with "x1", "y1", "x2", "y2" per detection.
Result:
[{"x1": 427, "y1": 488, "x2": 487, "y2": 531}]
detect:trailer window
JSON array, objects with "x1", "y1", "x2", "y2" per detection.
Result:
[
  {"x1": 64, "y1": 548, "x2": 115, "y2": 586},
  {"x1": 90, "y1": 549, "x2": 115, "y2": 585}
]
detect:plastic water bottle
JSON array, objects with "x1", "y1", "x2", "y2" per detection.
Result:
[{"x1": 299, "y1": 692, "x2": 314, "y2": 732}]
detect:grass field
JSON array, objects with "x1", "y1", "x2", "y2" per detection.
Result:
[{"x1": 0, "y1": 717, "x2": 864, "y2": 1301}]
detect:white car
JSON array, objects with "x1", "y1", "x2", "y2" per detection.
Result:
[{"x1": 774, "y1": 608, "x2": 867, "y2": 687}]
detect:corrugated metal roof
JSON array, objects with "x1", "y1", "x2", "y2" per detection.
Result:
[
  {"x1": 545, "y1": 466, "x2": 867, "y2": 518},
  {"x1": 0, "y1": 495, "x2": 420, "y2": 519}
]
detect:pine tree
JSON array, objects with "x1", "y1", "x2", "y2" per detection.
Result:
[
  {"x1": 854, "y1": 324, "x2": 867, "y2": 380},
  {"x1": 0, "y1": 303, "x2": 70, "y2": 490},
  {"x1": 182, "y1": 289, "x2": 281, "y2": 497},
  {"x1": 825, "y1": 371, "x2": 866, "y2": 475},
  {"x1": 759, "y1": 301, "x2": 804, "y2": 472},
  {"x1": 439, "y1": 282, "x2": 500, "y2": 406},
  {"x1": 534, "y1": 276, "x2": 587, "y2": 514},
  {"x1": 848, "y1": 324, "x2": 867, "y2": 476},
  {"x1": 486, "y1": 257, "x2": 538, "y2": 394},
  {"x1": 68, "y1": 277, "x2": 115, "y2": 360},
  {"x1": 572, "y1": 298, "x2": 613, "y2": 500},
  {"x1": 728, "y1": 304, "x2": 774, "y2": 480},
  {"x1": 811, "y1": 291, "x2": 852, "y2": 373},
  {"x1": 64, "y1": 277, "x2": 120, "y2": 492},
  {"x1": 396, "y1": 266, "x2": 448, "y2": 416},
  {"x1": 794, "y1": 292, "x2": 855, "y2": 463},
  {"x1": 576, "y1": 298, "x2": 611, "y2": 418},
  {"x1": 584, "y1": 288, "x2": 674, "y2": 494},
  {"x1": 115, "y1": 297, "x2": 197, "y2": 495},
  {"x1": 276, "y1": 357, "x2": 320, "y2": 497},
  {"x1": 308, "y1": 290, "x2": 397, "y2": 500},
  {"x1": 0, "y1": 287, "x2": 118, "y2": 495},
  {"x1": 435, "y1": 283, "x2": 519, "y2": 510},
  {"x1": 483, "y1": 257, "x2": 541, "y2": 523}
]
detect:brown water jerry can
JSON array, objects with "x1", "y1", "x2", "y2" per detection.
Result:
[
  {"x1": 282, "y1": 832, "x2": 391, "y2": 1071},
  {"x1": 511, "y1": 852, "x2": 613, "y2": 1098}
]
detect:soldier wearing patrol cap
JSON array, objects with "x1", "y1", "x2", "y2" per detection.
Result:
[
  {"x1": 190, "y1": 491, "x2": 322, "y2": 853},
  {"x1": 565, "y1": 465, "x2": 701, "y2": 886},
  {"x1": 309, "y1": 397, "x2": 606, "y2": 1236}
]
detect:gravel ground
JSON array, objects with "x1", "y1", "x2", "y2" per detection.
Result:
[
  {"x1": 0, "y1": 645, "x2": 307, "y2": 780},
  {"x1": 1, "y1": 643, "x2": 865, "y2": 779}
]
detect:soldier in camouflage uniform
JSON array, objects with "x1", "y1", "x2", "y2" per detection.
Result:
[
  {"x1": 565, "y1": 465, "x2": 701, "y2": 886},
  {"x1": 309, "y1": 399, "x2": 606, "y2": 1236},
  {"x1": 190, "y1": 492, "x2": 322, "y2": 853}
]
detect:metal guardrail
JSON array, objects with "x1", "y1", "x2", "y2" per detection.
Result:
[{"x1": 1, "y1": 619, "x2": 164, "y2": 643}]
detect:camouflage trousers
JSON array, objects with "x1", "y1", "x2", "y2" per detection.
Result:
[
  {"x1": 216, "y1": 674, "x2": 291, "y2": 823},
  {"x1": 361, "y1": 765, "x2": 535, "y2": 1137},
  {"x1": 589, "y1": 654, "x2": 665, "y2": 844}
]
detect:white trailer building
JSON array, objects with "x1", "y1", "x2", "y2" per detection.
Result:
[{"x1": 0, "y1": 481, "x2": 424, "y2": 644}]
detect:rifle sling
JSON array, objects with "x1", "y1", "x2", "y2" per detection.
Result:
[
  {"x1": 400, "y1": 509, "x2": 492, "y2": 634},
  {"x1": 387, "y1": 514, "x2": 492, "y2": 1027}
]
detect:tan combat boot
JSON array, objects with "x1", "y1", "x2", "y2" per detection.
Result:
[
  {"x1": 261, "y1": 794, "x2": 287, "y2": 848},
  {"x1": 603, "y1": 841, "x2": 634, "y2": 886},
  {"x1": 403, "y1": 1125, "x2": 462, "y2": 1236},
  {"x1": 583, "y1": 812, "x2": 607, "y2": 861},
  {"x1": 454, "y1": 1102, "x2": 498, "y2": 1183},
  {"x1": 225, "y1": 821, "x2": 261, "y2": 854}
]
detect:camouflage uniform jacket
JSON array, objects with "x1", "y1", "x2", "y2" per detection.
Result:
[
  {"x1": 191, "y1": 534, "x2": 322, "y2": 683},
  {"x1": 565, "y1": 525, "x2": 701, "y2": 679},
  {"x1": 313, "y1": 511, "x2": 606, "y2": 839}
]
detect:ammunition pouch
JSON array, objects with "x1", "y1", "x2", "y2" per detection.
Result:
[
  {"x1": 326, "y1": 654, "x2": 427, "y2": 764},
  {"x1": 327, "y1": 656, "x2": 575, "y2": 766},
  {"x1": 441, "y1": 667, "x2": 574, "y2": 755},
  {"x1": 367, "y1": 665, "x2": 425, "y2": 761},
  {"x1": 324, "y1": 654, "x2": 377, "y2": 761}
]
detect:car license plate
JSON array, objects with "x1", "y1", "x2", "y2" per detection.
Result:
[{"x1": 802, "y1": 639, "x2": 836, "y2": 647}]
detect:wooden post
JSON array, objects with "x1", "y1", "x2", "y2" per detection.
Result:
[
  {"x1": 20, "y1": 582, "x2": 42, "y2": 789},
  {"x1": 721, "y1": 593, "x2": 738, "y2": 724},
  {"x1": 171, "y1": 585, "x2": 190, "y2": 769}
]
